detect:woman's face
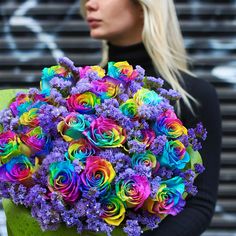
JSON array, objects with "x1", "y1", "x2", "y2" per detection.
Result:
[{"x1": 84, "y1": 0, "x2": 143, "y2": 46}]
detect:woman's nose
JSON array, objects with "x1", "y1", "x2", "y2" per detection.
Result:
[{"x1": 85, "y1": 0, "x2": 99, "y2": 12}]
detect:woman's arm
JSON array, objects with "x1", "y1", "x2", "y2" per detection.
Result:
[{"x1": 144, "y1": 78, "x2": 222, "y2": 236}]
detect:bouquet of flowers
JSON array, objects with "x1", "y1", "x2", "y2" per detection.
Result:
[{"x1": 0, "y1": 57, "x2": 206, "y2": 236}]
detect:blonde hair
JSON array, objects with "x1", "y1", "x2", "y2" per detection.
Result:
[{"x1": 80, "y1": 0, "x2": 199, "y2": 114}]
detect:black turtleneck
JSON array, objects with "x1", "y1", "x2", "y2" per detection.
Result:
[{"x1": 108, "y1": 43, "x2": 222, "y2": 236}]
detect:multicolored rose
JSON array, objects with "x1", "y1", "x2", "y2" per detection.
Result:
[
  {"x1": 9, "y1": 93, "x2": 32, "y2": 116},
  {"x1": 80, "y1": 156, "x2": 115, "y2": 196},
  {"x1": 133, "y1": 88, "x2": 162, "y2": 106},
  {"x1": 0, "y1": 155, "x2": 35, "y2": 183},
  {"x1": 67, "y1": 92, "x2": 101, "y2": 114},
  {"x1": 159, "y1": 140, "x2": 190, "y2": 170},
  {"x1": 120, "y1": 99, "x2": 138, "y2": 119},
  {"x1": 100, "y1": 195, "x2": 126, "y2": 226},
  {"x1": 66, "y1": 138, "x2": 96, "y2": 163},
  {"x1": 48, "y1": 160, "x2": 81, "y2": 203},
  {"x1": 83, "y1": 117, "x2": 126, "y2": 148},
  {"x1": 116, "y1": 175, "x2": 151, "y2": 210},
  {"x1": 131, "y1": 151, "x2": 157, "y2": 170},
  {"x1": 0, "y1": 131, "x2": 22, "y2": 164},
  {"x1": 154, "y1": 110, "x2": 187, "y2": 138},
  {"x1": 145, "y1": 176, "x2": 186, "y2": 216},
  {"x1": 41, "y1": 65, "x2": 73, "y2": 94},
  {"x1": 57, "y1": 113, "x2": 90, "y2": 142},
  {"x1": 107, "y1": 61, "x2": 138, "y2": 83},
  {"x1": 19, "y1": 108, "x2": 39, "y2": 127},
  {"x1": 79, "y1": 65, "x2": 105, "y2": 79},
  {"x1": 135, "y1": 129, "x2": 156, "y2": 148},
  {"x1": 91, "y1": 76, "x2": 121, "y2": 99},
  {"x1": 21, "y1": 126, "x2": 51, "y2": 156}
]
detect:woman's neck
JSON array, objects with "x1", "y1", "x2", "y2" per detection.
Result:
[{"x1": 107, "y1": 42, "x2": 157, "y2": 77}]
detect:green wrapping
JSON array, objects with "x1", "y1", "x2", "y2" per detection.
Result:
[{"x1": 2, "y1": 199, "x2": 125, "y2": 236}]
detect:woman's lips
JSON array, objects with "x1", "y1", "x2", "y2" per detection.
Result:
[{"x1": 87, "y1": 19, "x2": 102, "y2": 28}]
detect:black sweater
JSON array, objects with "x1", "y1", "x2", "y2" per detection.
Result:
[{"x1": 107, "y1": 42, "x2": 222, "y2": 236}]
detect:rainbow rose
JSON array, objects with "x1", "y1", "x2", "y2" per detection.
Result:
[
  {"x1": 67, "y1": 92, "x2": 101, "y2": 114},
  {"x1": 48, "y1": 161, "x2": 81, "y2": 203},
  {"x1": 21, "y1": 126, "x2": 51, "y2": 156},
  {"x1": 135, "y1": 129, "x2": 156, "y2": 148},
  {"x1": 159, "y1": 140, "x2": 190, "y2": 170},
  {"x1": 41, "y1": 65, "x2": 73, "y2": 94},
  {"x1": 154, "y1": 110, "x2": 187, "y2": 138},
  {"x1": 0, "y1": 155, "x2": 34, "y2": 183},
  {"x1": 79, "y1": 65, "x2": 105, "y2": 79},
  {"x1": 120, "y1": 99, "x2": 138, "y2": 119},
  {"x1": 0, "y1": 131, "x2": 22, "y2": 164},
  {"x1": 116, "y1": 175, "x2": 150, "y2": 210},
  {"x1": 19, "y1": 108, "x2": 39, "y2": 127},
  {"x1": 145, "y1": 176, "x2": 186, "y2": 216},
  {"x1": 107, "y1": 61, "x2": 138, "y2": 82},
  {"x1": 90, "y1": 76, "x2": 121, "y2": 99},
  {"x1": 100, "y1": 195, "x2": 126, "y2": 226},
  {"x1": 66, "y1": 138, "x2": 96, "y2": 163},
  {"x1": 80, "y1": 156, "x2": 115, "y2": 196},
  {"x1": 131, "y1": 151, "x2": 157, "y2": 170},
  {"x1": 83, "y1": 117, "x2": 126, "y2": 148},
  {"x1": 133, "y1": 88, "x2": 162, "y2": 106},
  {"x1": 57, "y1": 113, "x2": 90, "y2": 142},
  {"x1": 9, "y1": 93, "x2": 32, "y2": 116}
]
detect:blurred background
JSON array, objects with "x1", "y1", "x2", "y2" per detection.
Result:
[{"x1": 0, "y1": 0, "x2": 236, "y2": 235}]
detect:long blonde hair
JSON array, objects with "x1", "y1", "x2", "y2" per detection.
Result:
[{"x1": 80, "y1": 0, "x2": 198, "y2": 114}]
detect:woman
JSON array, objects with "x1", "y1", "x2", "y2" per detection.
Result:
[{"x1": 80, "y1": 0, "x2": 222, "y2": 235}]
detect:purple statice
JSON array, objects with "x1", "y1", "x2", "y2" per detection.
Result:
[
  {"x1": 49, "y1": 77, "x2": 72, "y2": 97},
  {"x1": 8, "y1": 184, "x2": 27, "y2": 205},
  {"x1": 123, "y1": 220, "x2": 142, "y2": 236},
  {"x1": 51, "y1": 138, "x2": 69, "y2": 154},
  {"x1": 156, "y1": 167, "x2": 173, "y2": 179},
  {"x1": 87, "y1": 70, "x2": 102, "y2": 81},
  {"x1": 95, "y1": 99, "x2": 133, "y2": 131},
  {"x1": 9, "y1": 116, "x2": 19, "y2": 131},
  {"x1": 71, "y1": 78, "x2": 92, "y2": 94},
  {"x1": 48, "y1": 88, "x2": 67, "y2": 106},
  {"x1": 150, "y1": 176, "x2": 162, "y2": 199},
  {"x1": 115, "y1": 168, "x2": 136, "y2": 183},
  {"x1": 31, "y1": 201, "x2": 61, "y2": 231},
  {"x1": 195, "y1": 122, "x2": 207, "y2": 140},
  {"x1": 135, "y1": 65, "x2": 145, "y2": 81},
  {"x1": 178, "y1": 134, "x2": 190, "y2": 148},
  {"x1": 0, "y1": 108, "x2": 13, "y2": 131},
  {"x1": 86, "y1": 217, "x2": 113, "y2": 236},
  {"x1": 23, "y1": 185, "x2": 47, "y2": 207},
  {"x1": 133, "y1": 164, "x2": 152, "y2": 178},
  {"x1": 128, "y1": 140, "x2": 147, "y2": 154},
  {"x1": 158, "y1": 88, "x2": 182, "y2": 101},
  {"x1": 60, "y1": 208, "x2": 82, "y2": 228},
  {"x1": 38, "y1": 104, "x2": 67, "y2": 137},
  {"x1": 188, "y1": 122, "x2": 207, "y2": 151},
  {"x1": 185, "y1": 182, "x2": 198, "y2": 196},
  {"x1": 28, "y1": 87, "x2": 41, "y2": 95},
  {"x1": 144, "y1": 76, "x2": 164, "y2": 89},
  {"x1": 72, "y1": 159, "x2": 84, "y2": 174},
  {"x1": 149, "y1": 135, "x2": 167, "y2": 156},
  {"x1": 128, "y1": 210, "x2": 160, "y2": 231},
  {"x1": 194, "y1": 163, "x2": 205, "y2": 174},
  {"x1": 58, "y1": 57, "x2": 79, "y2": 77},
  {"x1": 99, "y1": 149, "x2": 131, "y2": 172},
  {"x1": 128, "y1": 80, "x2": 143, "y2": 94},
  {"x1": 0, "y1": 182, "x2": 10, "y2": 198},
  {"x1": 117, "y1": 93, "x2": 129, "y2": 102}
]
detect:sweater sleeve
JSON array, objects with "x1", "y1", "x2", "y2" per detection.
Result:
[{"x1": 143, "y1": 78, "x2": 222, "y2": 236}]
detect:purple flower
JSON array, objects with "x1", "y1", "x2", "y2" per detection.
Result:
[{"x1": 123, "y1": 220, "x2": 142, "y2": 236}]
